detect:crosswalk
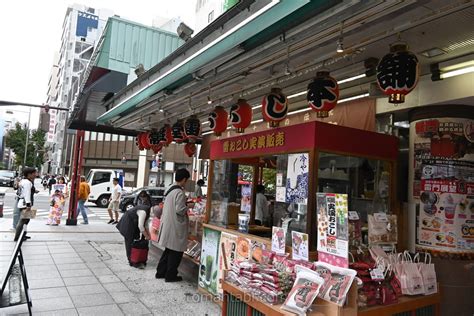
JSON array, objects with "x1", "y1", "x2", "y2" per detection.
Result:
[{"x1": 0, "y1": 206, "x2": 115, "y2": 221}]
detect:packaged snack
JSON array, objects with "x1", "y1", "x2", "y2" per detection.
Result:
[
  {"x1": 261, "y1": 250, "x2": 275, "y2": 265},
  {"x1": 252, "y1": 273, "x2": 264, "y2": 280},
  {"x1": 281, "y1": 269, "x2": 325, "y2": 315},
  {"x1": 313, "y1": 261, "x2": 357, "y2": 306},
  {"x1": 262, "y1": 273, "x2": 280, "y2": 283}
]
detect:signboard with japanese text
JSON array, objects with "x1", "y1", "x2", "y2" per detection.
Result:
[
  {"x1": 412, "y1": 117, "x2": 474, "y2": 258},
  {"x1": 317, "y1": 193, "x2": 349, "y2": 267},
  {"x1": 199, "y1": 227, "x2": 221, "y2": 296},
  {"x1": 217, "y1": 232, "x2": 237, "y2": 297},
  {"x1": 210, "y1": 123, "x2": 315, "y2": 159}
]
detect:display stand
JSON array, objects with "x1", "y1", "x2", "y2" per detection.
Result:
[
  {"x1": 0, "y1": 229, "x2": 32, "y2": 315},
  {"x1": 222, "y1": 280, "x2": 358, "y2": 316}
]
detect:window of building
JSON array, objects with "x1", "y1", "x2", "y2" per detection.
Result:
[
  {"x1": 119, "y1": 135, "x2": 126, "y2": 141},
  {"x1": 112, "y1": 134, "x2": 118, "y2": 141},
  {"x1": 87, "y1": 8, "x2": 95, "y2": 14},
  {"x1": 208, "y1": 10, "x2": 214, "y2": 23},
  {"x1": 97, "y1": 132, "x2": 104, "y2": 141},
  {"x1": 85, "y1": 131, "x2": 90, "y2": 140},
  {"x1": 90, "y1": 132, "x2": 97, "y2": 140},
  {"x1": 104, "y1": 133, "x2": 111, "y2": 141}
]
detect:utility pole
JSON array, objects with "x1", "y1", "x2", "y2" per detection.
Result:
[{"x1": 22, "y1": 107, "x2": 32, "y2": 168}]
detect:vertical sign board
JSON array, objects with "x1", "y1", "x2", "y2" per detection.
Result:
[
  {"x1": 198, "y1": 227, "x2": 221, "y2": 296},
  {"x1": 76, "y1": 11, "x2": 99, "y2": 37}
]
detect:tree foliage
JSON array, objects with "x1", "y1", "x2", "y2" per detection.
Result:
[{"x1": 5, "y1": 122, "x2": 47, "y2": 169}]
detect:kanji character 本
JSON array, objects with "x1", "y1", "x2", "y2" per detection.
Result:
[
  {"x1": 249, "y1": 137, "x2": 257, "y2": 149},
  {"x1": 307, "y1": 78, "x2": 338, "y2": 110},
  {"x1": 257, "y1": 136, "x2": 266, "y2": 148},
  {"x1": 275, "y1": 132, "x2": 285, "y2": 146},
  {"x1": 223, "y1": 141, "x2": 229, "y2": 153},
  {"x1": 229, "y1": 141, "x2": 236, "y2": 152},
  {"x1": 266, "y1": 133, "x2": 275, "y2": 147}
]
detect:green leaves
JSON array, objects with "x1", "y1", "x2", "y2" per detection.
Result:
[{"x1": 5, "y1": 122, "x2": 47, "y2": 168}]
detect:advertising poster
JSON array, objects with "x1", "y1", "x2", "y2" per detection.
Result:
[
  {"x1": 271, "y1": 226, "x2": 286, "y2": 254},
  {"x1": 413, "y1": 118, "x2": 474, "y2": 257},
  {"x1": 217, "y1": 232, "x2": 237, "y2": 296},
  {"x1": 52, "y1": 184, "x2": 66, "y2": 194},
  {"x1": 276, "y1": 173, "x2": 283, "y2": 186},
  {"x1": 199, "y1": 227, "x2": 221, "y2": 296},
  {"x1": 235, "y1": 236, "x2": 251, "y2": 261},
  {"x1": 240, "y1": 185, "x2": 252, "y2": 213},
  {"x1": 291, "y1": 231, "x2": 309, "y2": 261},
  {"x1": 250, "y1": 240, "x2": 267, "y2": 263},
  {"x1": 276, "y1": 186, "x2": 286, "y2": 202},
  {"x1": 286, "y1": 153, "x2": 309, "y2": 204},
  {"x1": 317, "y1": 193, "x2": 349, "y2": 267}
]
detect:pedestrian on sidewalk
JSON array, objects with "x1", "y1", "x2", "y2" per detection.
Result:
[
  {"x1": 107, "y1": 178, "x2": 122, "y2": 224},
  {"x1": 134, "y1": 190, "x2": 152, "y2": 208},
  {"x1": 155, "y1": 168, "x2": 190, "y2": 282},
  {"x1": 47, "y1": 175, "x2": 57, "y2": 195},
  {"x1": 14, "y1": 167, "x2": 38, "y2": 241},
  {"x1": 77, "y1": 176, "x2": 90, "y2": 224},
  {"x1": 46, "y1": 177, "x2": 68, "y2": 225},
  {"x1": 116, "y1": 204, "x2": 151, "y2": 268}
]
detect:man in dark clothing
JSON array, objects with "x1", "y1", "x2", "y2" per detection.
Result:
[{"x1": 47, "y1": 175, "x2": 57, "y2": 195}]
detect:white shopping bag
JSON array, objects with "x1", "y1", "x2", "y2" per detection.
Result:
[
  {"x1": 399, "y1": 251, "x2": 424, "y2": 295},
  {"x1": 415, "y1": 253, "x2": 437, "y2": 295}
]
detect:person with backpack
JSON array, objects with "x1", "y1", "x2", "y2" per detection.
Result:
[
  {"x1": 14, "y1": 167, "x2": 38, "y2": 241},
  {"x1": 47, "y1": 175, "x2": 57, "y2": 195},
  {"x1": 155, "y1": 169, "x2": 191, "y2": 282}
]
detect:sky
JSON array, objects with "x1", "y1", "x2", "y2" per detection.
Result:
[{"x1": 0, "y1": 0, "x2": 197, "y2": 128}]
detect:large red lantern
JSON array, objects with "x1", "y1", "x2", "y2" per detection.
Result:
[
  {"x1": 208, "y1": 106, "x2": 228, "y2": 136},
  {"x1": 158, "y1": 124, "x2": 173, "y2": 147},
  {"x1": 376, "y1": 43, "x2": 419, "y2": 104},
  {"x1": 307, "y1": 71, "x2": 339, "y2": 118},
  {"x1": 262, "y1": 87, "x2": 288, "y2": 127},
  {"x1": 151, "y1": 143, "x2": 163, "y2": 154},
  {"x1": 229, "y1": 99, "x2": 252, "y2": 133},
  {"x1": 172, "y1": 120, "x2": 185, "y2": 143},
  {"x1": 184, "y1": 143, "x2": 196, "y2": 157},
  {"x1": 135, "y1": 134, "x2": 144, "y2": 150},
  {"x1": 184, "y1": 115, "x2": 201, "y2": 143},
  {"x1": 136, "y1": 132, "x2": 151, "y2": 150},
  {"x1": 148, "y1": 129, "x2": 161, "y2": 146}
]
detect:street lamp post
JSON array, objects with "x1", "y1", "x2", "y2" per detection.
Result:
[{"x1": 22, "y1": 107, "x2": 32, "y2": 168}]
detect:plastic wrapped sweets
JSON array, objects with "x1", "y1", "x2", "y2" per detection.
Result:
[
  {"x1": 313, "y1": 261, "x2": 356, "y2": 306},
  {"x1": 281, "y1": 267, "x2": 325, "y2": 315}
]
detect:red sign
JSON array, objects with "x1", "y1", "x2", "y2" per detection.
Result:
[
  {"x1": 421, "y1": 179, "x2": 469, "y2": 194},
  {"x1": 210, "y1": 123, "x2": 315, "y2": 159}
]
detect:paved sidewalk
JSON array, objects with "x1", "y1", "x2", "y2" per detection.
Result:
[{"x1": 0, "y1": 220, "x2": 220, "y2": 315}]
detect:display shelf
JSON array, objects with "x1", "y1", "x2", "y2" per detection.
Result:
[
  {"x1": 183, "y1": 253, "x2": 200, "y2": 265},
  {"x1": 358, "y1": 289, "x2": 441, "y2": 316},
  {"x1": 222, "y1": 280, "x2": 358, "y2": 316}
]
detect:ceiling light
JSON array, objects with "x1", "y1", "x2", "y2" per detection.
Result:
[
  {"x1": 337, "y1": 73, "x2": 365, "y2": 84},
  {"x1": 202, "y1": 130, "x2": 213, "y2": 135},
  {"x1": 251, "y1": 119, "x2": 263, "y2": 124},
  {"x1": 288, "y1": 91, "x2": 306, "y2": 99},
  {"x1": 252, "y1": 104, "x2": 262, "y2": 110},
  {"x1": 159, "y1": 109, "x2": 164, "y2": 113},
  {"x1": 441, "y1": 65, "x2": 474, "y2": 79},
  {"x1": 207, "y1": 96, "x2": 213, "y2": 104},
  {"x1": 338, "y1": 93, "x2": 370, "y2": 103},
  {"x1": 336, "y1": 38, "x2": 344, "y2": 53},
  {"x1": 201, "y1": 121, "x2": 209, "y2": 125},
  {"x1": 420, "y1": 47, "x2": 446, "y2": 58}
]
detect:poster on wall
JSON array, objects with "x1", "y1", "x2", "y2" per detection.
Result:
[
  {"x1": 413, "y1": 118, "x2": 474, "y2": 257},
  {"x1": 291, "y1": 231, "x2": 309, "y2": 261},
  {"x1": 316, "y1": 193, "x2": 349, "y2": 267},
  {"x1": 276, "y1": 186, "x2": 286, "y2": 202},
  {"x1": 272, "y1": 226, "x2": 286, "y2": 254},
  {"x1": 199, "y1": 227, "x2": 221, "y2": 296},
  {"x1": 286, "y1": 153, "x2": 309, "y2": 204},
  {"x1": 235, "y1": 236, "x2": 251, "y2": 261},
  {"x1": 250, "y1": 239, "x2": 266, "y2": 263},
  {"x1": 240, "y1": 185, "x2": 252, "y2": 213}
]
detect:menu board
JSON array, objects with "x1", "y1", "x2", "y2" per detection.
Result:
[
  {"x1": 217, "y1": 232, "x2": 237, "y2": 296},
  {"x1": 317, "y1": 193, "x2": 349, "y2": 267},
  {"x1": 413, "y1": 118, "x2": 474, "y2": 257},
  {"x1": 199, "y1": 227, "x2": 221, "y2": 296}
]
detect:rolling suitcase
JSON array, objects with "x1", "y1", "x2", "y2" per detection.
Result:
[{"x1": 130, "y1": 238, "x2": 149, "y2": 265}]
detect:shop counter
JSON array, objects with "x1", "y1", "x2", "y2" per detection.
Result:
[
  {"x1": 358, "y1": 289, "x2": 441, "y2": 316},
  {"x1": 222, "y1": 280, "x2": 358, "y2": 316}
]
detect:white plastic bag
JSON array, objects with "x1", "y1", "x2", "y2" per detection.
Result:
[{"x1": 281, "y1": 267, "x2": 325, "y2": 316}]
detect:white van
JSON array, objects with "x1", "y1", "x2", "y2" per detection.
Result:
[{"x1": 86, "y1": 169, "x2": 124, "y2": 207}]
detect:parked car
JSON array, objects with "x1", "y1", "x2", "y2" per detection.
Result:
[
  {"x1": 0, "y1": 170, "x2": 16, "y2": 187},
  {"x1": 119, "y1": 186, "x2": 165, "y2": 212}
]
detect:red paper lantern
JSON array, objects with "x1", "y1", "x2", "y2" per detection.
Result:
[
  {"x1": 184, "y1": 143, "x2": 196, "y2": 157},
  {"x1": 376, "y1": 43, "x2": 419, "y2": 104},
  {"x1": 307, "y1": 71, "x2": 339, "y2": 118},
  {"x1": 208, "y1": 106, "x2": 228, "y2": 136},
  {"x1": 158, "y1": 124, "x2": 173, "y2": 147},
  {"x1": 135, "y1": 134, "x2": 144, "y2": 150},
  {"x1": 229, "y1": 99, "x2": 252, "y2": 133},
  {"x1": 151, "y1": 143, "x2": 163, "y2": 154},
  {"x1": 262, "y1": 88, "x2": 288, "y2": 127},
  {"x1": 148, "y1": 129, "x2": 161, "y2": 146},
  {"x1": 184, "y1": 115, "x2": 201, "y2": 143},
  {"x1": 172, "y1": 120, "x2": 185, "y2": 143}
]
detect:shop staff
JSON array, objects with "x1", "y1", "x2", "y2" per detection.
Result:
[
  {"x1": 155, "y1": 169, "x2": 190, "y2": 282},
  {"x1": 255, "y1": 185, "x2": 269, "y2": 226}
]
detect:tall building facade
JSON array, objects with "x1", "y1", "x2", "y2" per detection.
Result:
[
  {"x1": 47, "y1": 4, "x2": 113, "y2": 174},
  {"x1": 194, "y1": 0, "x2": 238, "y2": 32}
]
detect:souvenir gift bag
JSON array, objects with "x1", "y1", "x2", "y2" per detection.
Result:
[
  {"x1": 415, "y1": 253, "x2": 438, "y2": 295},
  {"x1": 398, "y1": 251, "x2": 424, "y2": 295},
  {"x1": 368, "y1": 214, "x2": 397, "y2": 244}
]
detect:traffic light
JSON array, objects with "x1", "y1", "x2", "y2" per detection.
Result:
[{"x1": 157, "y1": 153, "x2": 163, "y2": 170}]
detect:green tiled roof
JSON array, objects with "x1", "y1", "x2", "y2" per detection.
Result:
[{"x1": 95, "y1": 16, "x2": 183, "y2": 74}]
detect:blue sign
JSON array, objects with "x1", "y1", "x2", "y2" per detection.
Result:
[{"x1": 76, "y1": 11, "x2": 99, "y2": 37}]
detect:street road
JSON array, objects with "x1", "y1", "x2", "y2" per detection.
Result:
[{"x1": 0, "y1": 178, "x2": 114, "y2": 225}]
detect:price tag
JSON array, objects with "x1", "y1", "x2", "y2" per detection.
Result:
[
  {"x1": 374, "y1": 212, "x2": 388, "y2": 223},
  {"x1": 348, "y1": 211, "x2": 359, "y2": 221},
  {"x1": 370, "y1": 268, "x2": 385, "y2": 281}
]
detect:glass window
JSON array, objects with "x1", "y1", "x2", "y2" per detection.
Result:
[
  {"x1": 90, "y1": 132, "x2": 97, "y2": 140},
  {"x1": 91, "y1": 171, "x2": 111, "y2": 185},
  {"x1": 104, "y1": 133, "x2": 111, "y2": 141}
]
